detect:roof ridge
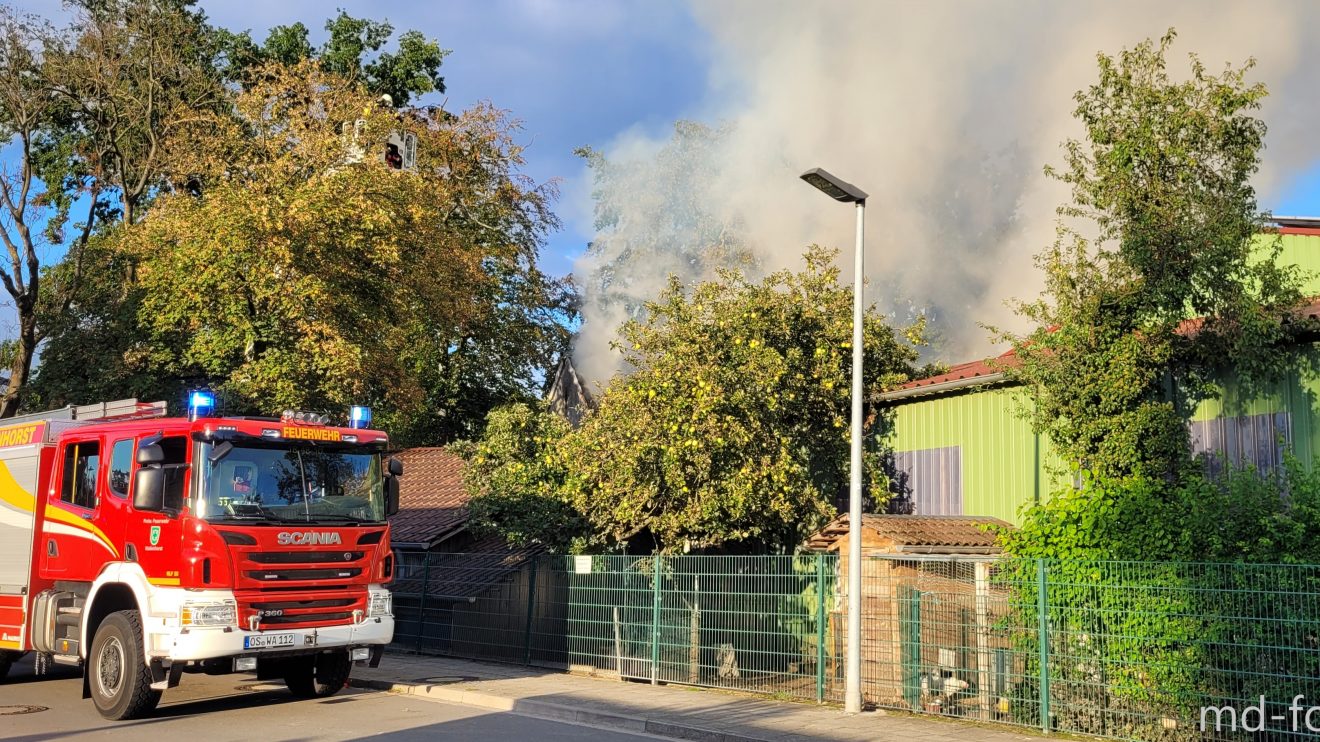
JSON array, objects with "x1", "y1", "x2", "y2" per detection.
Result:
[{"x1": 891, "y1": 295, "x2": 1320, "y2": 396}]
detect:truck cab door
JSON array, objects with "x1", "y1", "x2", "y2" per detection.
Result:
[
  {"x1": 97, "y1": 437, "x2": 136, "y2": 562},
  {"x1": 127, "y1": 435, "x2": 189, "y2": 587},
  {"x1": 40, "y1": 436, "x2": 116, "y2": 580}
]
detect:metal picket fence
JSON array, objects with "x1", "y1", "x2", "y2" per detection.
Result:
[{"x1": 390, "y1": 552, "x2": 1320, "y2": 741}]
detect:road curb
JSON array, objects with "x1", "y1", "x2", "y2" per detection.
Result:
[{"x1": 348, "y1": 677, "x2": 769, "y2": 742}]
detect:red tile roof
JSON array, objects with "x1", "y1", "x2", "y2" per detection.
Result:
[
  {"x1": 892, "y1": 297, "x2": 1320, "y2": 395},
  {"x1": 389, "y1": 447, "x2": 470, "y2": 546},
  {"x1": 893, "y1": 349, "x2": 1019, "y2": 391}
]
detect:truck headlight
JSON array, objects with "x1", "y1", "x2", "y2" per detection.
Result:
[
  {"x1": 181, "y1": 599, "x2": 238, "y2": 627},
  {"x1": 368, "y1": 590, "x2": 392, "y2": 617}
]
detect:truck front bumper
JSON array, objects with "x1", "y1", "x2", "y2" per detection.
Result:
[{"x1": 160, "y1": 615, "x2": 394, "y2": 662}]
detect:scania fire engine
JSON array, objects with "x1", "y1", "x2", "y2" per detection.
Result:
[{"x1": 0, "y1": 394, "x2": 401, "y2": 719}]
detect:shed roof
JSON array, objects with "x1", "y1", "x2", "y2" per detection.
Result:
[
  {"x1": 388, "y1": 535, "x2": 545, "y2": 600},
  {"x1": 805, "y1": 513, "x2": 1010, "y2": 553},
  {"x1": 388, "y1": 447, "x2": 469, "y2": 547},
  {"x1": 889, "y1": 349, "x2": 1018, "y2": 394}
]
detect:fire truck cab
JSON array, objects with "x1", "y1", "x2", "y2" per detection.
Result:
[{"x1": 0, "y1": 397, "x2": 399, "y2": 719}]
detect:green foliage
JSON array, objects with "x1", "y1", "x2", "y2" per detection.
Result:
[
  {"x1": 999, "y1": 460, "x2": 1320, "y2": 738},
  {"x1": 109, "y1": 63, "x2": 567, "y2": 442},
  {"x1": 997, "y1": 32, "x2": 1317, "y2": 738},
  {"x1": 466, "y1": 247, "x2": 924, "y2": 553},
  {"x1": 257, "y1": 23, "x2": 314, "y2": 66},
  {"x1": 42, "y1": 0, "x2": 231, "y2": 225},
  {"x1": 27, "y1": 233, "x2": 182, "y2": 409},
  {"x1": 456, "y1": 403, "x2": 588, "y2": 553},
  {"x1": 1005, "y1": 30, "x2": 1304, "y2": 487},
  {"x1": 1004, "y1": 454, "x2": 1320, "y2": 563},
  {"x1": 217, "y1": 11, "x2": 447, "y2": 106},
  {"x1": 24, "y1": 4, "x2": 556, "y2": 439}
]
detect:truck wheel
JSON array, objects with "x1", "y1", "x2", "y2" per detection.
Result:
[
  {"x1": 89, "y1": 610, "x2": 161, "y2": 720},
  {"x1": 0, "y1": 650, "x2": 19, "y2": 681},
  {"x1": 284, "y1": 651, "x2": 351, "y2": 698}
]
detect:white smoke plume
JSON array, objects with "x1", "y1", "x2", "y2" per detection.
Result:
[{"x1": 572, "y1": 0, "x2": 1320, "y2": 383}]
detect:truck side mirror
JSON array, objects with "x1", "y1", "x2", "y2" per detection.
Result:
[
  {"x1": 385, "y1": 476, "x2": 400, "y2": 517},
  {"x1": 137, "y1": 442, "x2": 164, "y2": 466},
  {"x1": 133, "y1": 467, "x2": 166, "y2": 512},
  {"x1": 387, "y1": 458, "x2": 403, "y2": 477}
]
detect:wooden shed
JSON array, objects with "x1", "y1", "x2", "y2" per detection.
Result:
[{"x1": 806, "y1": 514, "x2": 1017, "y2": 718}]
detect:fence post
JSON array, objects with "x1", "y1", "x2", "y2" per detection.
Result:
[
  {"x1": 816, "y1": 553, "x2": 827, "y2": 703},
  {"x1": 415, "y1": 552, "x2": 432, "y2": 654},
  {"x1": 523, "y1": 555, "x2": 539, "y2": 666},
  {"x1": 975, "y1": 560, "x2": 992, "y2": 721},
  {"x1": 651, "y1": 555, "x2": 663, "y2": 686},
  {"x1": 1036, "y1": 558, "x2": 1050, "y2": 734}
]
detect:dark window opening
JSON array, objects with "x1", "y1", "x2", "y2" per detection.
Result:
[
  {"x1": 159, "y1": 436, "x2": 189, "y2": 511},
  {"x1": 61, "y1": 441, "x2": 101, "y2": 510}
]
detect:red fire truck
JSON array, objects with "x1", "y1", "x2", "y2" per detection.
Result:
[{"x1": 0, "y1": 394, "x2": 400, "y2": 719}]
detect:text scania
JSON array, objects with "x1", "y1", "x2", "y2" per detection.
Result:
[{"x1": 276, "y1": 531, "x2": 344, "y2": 546}]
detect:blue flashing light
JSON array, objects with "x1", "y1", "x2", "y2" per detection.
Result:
[
  {"x1": 349, "y1": 405, "x2": 372, "y2": 429},
  {"x1": 188, "y1": 390, "x2": 216, "y2": 421}
]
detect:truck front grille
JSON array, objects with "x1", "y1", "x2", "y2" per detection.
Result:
[
  {"x1": 248, "y1": 551, "x2": 364, "y2": 564},
  {"x1": 258, "y1": 612, "x2": 355, "y2": 625},
  {"x1": 238, "y1": 591, "x2": 368, "y2": 629},
  {"x1": 247, "y1": 567, "x2": 363, "y2": 582}
]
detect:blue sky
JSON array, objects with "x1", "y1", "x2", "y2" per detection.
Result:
[{"x1": 1277, "y1": 169, "x2": 1320, "y2": 217}]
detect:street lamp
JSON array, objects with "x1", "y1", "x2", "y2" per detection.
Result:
[{"x1": 800, "y1": 166, "x2": 867, "y2": 715}]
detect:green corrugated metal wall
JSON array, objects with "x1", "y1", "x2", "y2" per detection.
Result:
[
  {"x1": 1269, "y1": 233, "x2": 1320, "y2": 281},
  {"x1": 880, "y1": 386, "x2": 1061, "y2": 524},
  {"x1": 883, "y1": 232, "x2": 1320, "y2": 524}
]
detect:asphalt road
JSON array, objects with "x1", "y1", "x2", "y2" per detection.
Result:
[{"x1": 0, "y1": 655, "x2": 660, "y2": 741}]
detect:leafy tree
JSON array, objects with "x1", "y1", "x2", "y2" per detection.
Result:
[
  {"x1": 996, "y1": 34, "x2": 1313, "y2": 737},
  {"x1": 2, "y1": 0, "x2": 231, "y2": 416},
  {"x1": 394, "y1": 254, "x2": 577, "y2": 445},
  {"x1": 468, "y1": 246, "x2": 926, "y2": 553},
  {"x1": 1004, "y1": 30, "x2": 1304, "y2": 497},
  {"x1": 42, "y1": 0, "x2": 229, "y2": 226},
  {"x1": 27, "y1": 234, "x2": 179, "y2": 409},
  {"x1": 0, "y1": 9, "x2": 64, "y2": 417},
  {"x1": 456, "y1": 403, "x2": 586, "y2": 553},
  {"x1": 219, "y1": 11, "x2": 447, "y2": 107},
  {"x1": 115, "y1": 61, "x2": 565, "y2": 443},
  {"x1": 28, "y1": 3, "x2": 454, "y2": 414},
  {"x1": 0, "y1": 3, "x2": 206, "y2": 416}
]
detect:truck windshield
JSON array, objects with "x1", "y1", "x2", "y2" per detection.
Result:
[{"x1": 193, "y1": 442, "x2": 386, "y2": 524}]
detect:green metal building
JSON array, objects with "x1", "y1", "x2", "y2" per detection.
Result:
[{"x1": 878, "y1": 222, "x2": 1320, "y2": 524}]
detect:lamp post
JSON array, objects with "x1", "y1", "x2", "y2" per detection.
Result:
[{"x1": 800, "y1": 167, "x2": 867, "y2": 715}]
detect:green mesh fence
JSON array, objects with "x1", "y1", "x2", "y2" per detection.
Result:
[{"x1": 390, "y1": 552, "x2": 1320, "y2": 740}]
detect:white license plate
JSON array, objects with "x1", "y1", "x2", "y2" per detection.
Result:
[{"x1": 244, "y1": 632, "x2": 297, "y2": 650}]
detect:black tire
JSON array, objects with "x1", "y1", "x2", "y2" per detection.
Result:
[
  {"x1": 284, "y1": 651, "x2": 351, "y2": 698},
  {"x1": 89, "y1": 610, "x2": 161, "y2": 720},
  {"x1": 0, "y1": 650, "x2": 18, "y2": 681}
]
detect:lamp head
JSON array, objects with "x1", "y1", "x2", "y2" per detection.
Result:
[{"x1": 800, "y1": 167, "x2": 867, "y2": 203}]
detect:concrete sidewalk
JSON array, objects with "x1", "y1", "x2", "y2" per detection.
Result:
[{"x1": 350, "y1": 653, "x2": 1043, "y2": 742}]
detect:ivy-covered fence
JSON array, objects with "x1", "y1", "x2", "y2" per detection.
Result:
[{"x1": 390, "y1": 552, "x2": 1320, "y2": 740}]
